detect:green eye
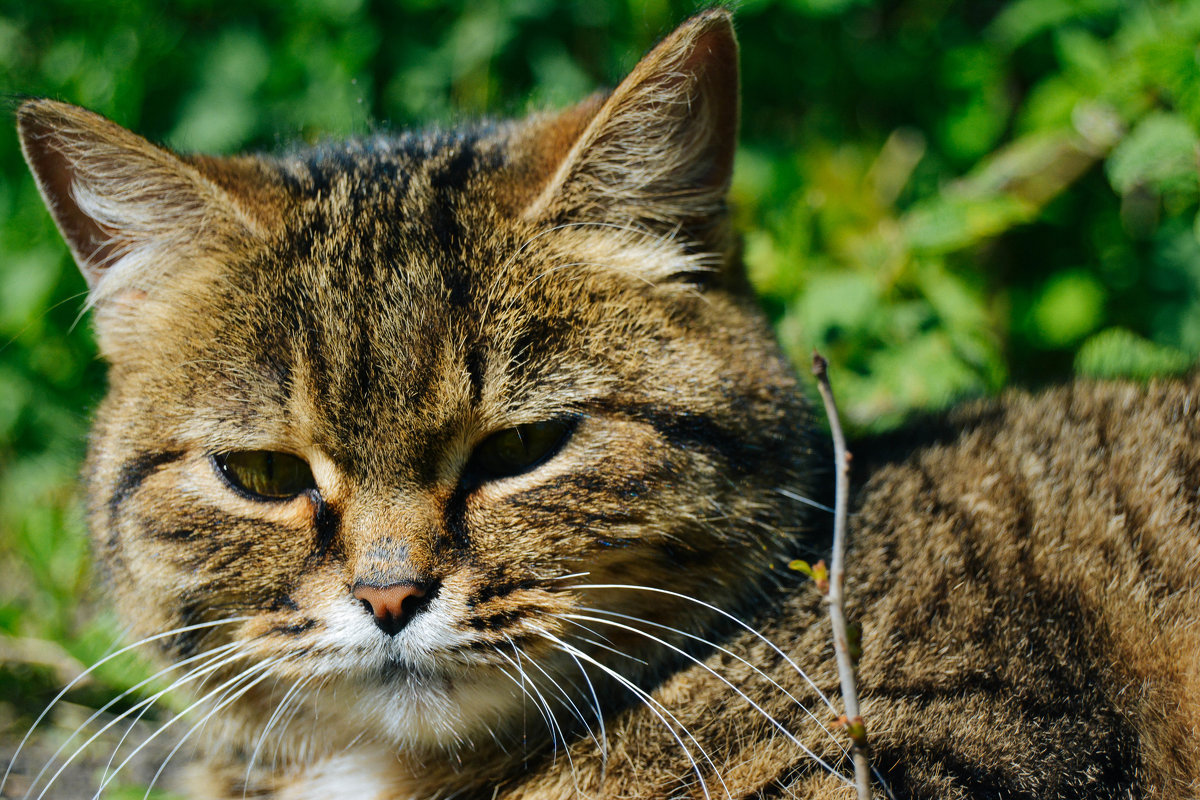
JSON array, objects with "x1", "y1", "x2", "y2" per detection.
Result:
[
  {"x1": 470, "y1": 420, "x2": 573, "y2": 480},
  {"x1": 214, "y1": 451, "x2": 316, "y2": 500}
]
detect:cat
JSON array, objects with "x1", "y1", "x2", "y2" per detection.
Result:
[{"x1": 11, "y1": 8, "x2": 1200, "y2": 799}]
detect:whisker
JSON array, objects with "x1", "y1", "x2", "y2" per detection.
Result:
[
  {"x1": 536, "y1": 629, "x2": 727, "y2": 800},
  {"x1": 577, "y1": 607, "x2": 848, "y2": 754},
  {"x1": 571, "y1": 584, "x2": 839, "y2": 715},
  {"x1": 21, "y1": 640, "x2": 241, "y2": 797},
  {"x1": 552, "y1": 616, "x2": 644, "y2": 665},
  {"x1": 337, "y1": 727, "x2": 371, "y2": 757},
  {"x1": 1, "y1": 616, "x2": 247, "y2": 796},
  {"x1": 507, "y1": 636, "x2": 603, "y2": 758},
  {"x1": 272, "y1": 676, "x2": 328, "y2": 769},
  {"x1": 25, "y1": 642, "x2": 248, "y2": 800},
  {"x1": 564, "y1": 612, "x2": 850, "y2": 784},
  {"x1": 490, "y1": 653, "x2": 551, "y2": 756},
  {"x1": 131, "y1": 657, "x2": 286, "y2": 800},
  {"x1": 499, "y1": 638, "x2": 568, "y2": 765},
  {"x1": 95, "y1": 642, "x2": 249, "y2": 788},
  {"x1": 581, "y1": 609, "x2": 894, "y2": 796},
  {"x1": 507, "y1": 643, "x2": 588, "y2": 796},
  {"x1": 547, "y1": 572, "x2": 591, "y2": 582},
  {"x1": 556, "y1": 647, "x2": 604, "y2": 767},
  {"x1": 776, "y1": 487, "x2": 834, "y2": 514},
  {"x1": 0, "y1": 287, "x2": 90, "y2": 356},
  {"x1": 573, "y1": 632, "x2": 648, "y2": 664},
  {"x1": 242, "y1": 673, "x2": 314, "y2": 796}
]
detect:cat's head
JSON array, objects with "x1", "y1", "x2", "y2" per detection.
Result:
[{"x1": 18, "y1": 10, "x2": 813, "y2": 753}]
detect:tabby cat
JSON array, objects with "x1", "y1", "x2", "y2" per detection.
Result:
[{"x1": 12, "y1": 9, "x2": 1200, "y2": 799}]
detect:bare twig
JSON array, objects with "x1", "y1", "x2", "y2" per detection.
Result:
[{"x1": 811, "y1": 351, "x2": 871, "y2": 800}]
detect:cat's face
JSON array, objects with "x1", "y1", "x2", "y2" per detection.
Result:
[{"x1": 20, "y1": 11, "x2": 812, "y2": 753}]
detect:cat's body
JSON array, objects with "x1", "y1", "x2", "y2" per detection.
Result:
[
  {"x1": 184, "y1": 378, "x2": 1200, "y2": 800},
  {"x1": 12, "y1": 10, "x2": 1200, "y2": 799}
]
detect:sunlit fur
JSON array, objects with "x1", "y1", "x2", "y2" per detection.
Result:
[{"x1": 12, "y1": 9, "x2": 1200, "y2": 800}]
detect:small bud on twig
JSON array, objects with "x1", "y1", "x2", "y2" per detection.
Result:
[{"x1": 788, "y1": 558, "x2": 830, "y2": 593}]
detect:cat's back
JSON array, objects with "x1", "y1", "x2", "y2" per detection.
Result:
[
  {"x1": 834, "y1": 376, "x2": 1200, "y2": 796},
  {"x1": 759, "y1": 378, "x2": 1200, "y2": 797}
]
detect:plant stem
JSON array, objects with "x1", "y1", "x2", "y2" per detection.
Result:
[{"x1": 812, "y1": 351, "x2": 871, "y2": 800}]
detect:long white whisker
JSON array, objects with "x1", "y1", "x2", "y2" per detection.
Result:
[
  {"x1": 577, "y1": 607, "x2": 848, "y2": 758},
  {"x1": 499, "y1": 638, "x2": 567, "y2": 764},
  {"x1": 97, "y1": 642, "x2": 248, "y2": 787},
  {"x1": 562, "y1": 647, "x2": 608, "y2": 771},
  {"x1": 552, "y1": 616, "x2": 644, "y2": 664},
  {"x1": 490, "y1": 651, "x2": 552, "y2": 755},
  {"x1": 30, "y1": 642, "x2": 249, "y2": 800},
  {"x1": 499, "y1": 642, "x2": 586, "y2": 798},
  {"x1": 777, "y1": 487, "x2": 835, "y2": 514},
  {"x1": 272, "y1": 676, "x2": 328, "y2": 768},
  {"x1": 536, "y1": 629, "x2": 726, "y2": 800},
  {"x1": 134, "y1": 657, "x2": 285, "y2": 800},
  {"x1": 22, "y1": 640, "x2": 240, "y2": 796},
  {"x1": 506, "y1": 636, "x2": 603, "y2": 757},
  {"x1": 548, "y1": 572, "x2": 591, "y2": 582},
  {"x1": 242, "y1": 674, "x2": 314, "y2": 797},
  {"x1": 572, "y1": 584, "x2": 839, "y2": 715},
  {"x1": 1, "y1": 617, "x2": 247, "y2": 796},
  {"x1": 337, "y1": 728, "x2": 371, "y2": 758},
  {"x1": 564, "y1": 612, "x2": 850, "y2": 784}
]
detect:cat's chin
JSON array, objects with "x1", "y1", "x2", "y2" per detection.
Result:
[
  {"x1": 222, "y1": 611, "x2": 541, "y2": 751},
  {"x1": 246, "y1": 645, "x2": 531, "y2": 749},
  {"x1": 194, "y1": 657, "x2": 525, "y2": 768},
  {"x1": 330, "y1": 662, "x2": 529, "y2": 749}
]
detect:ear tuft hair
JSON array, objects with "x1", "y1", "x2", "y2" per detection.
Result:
[
  {"x1": 17, "y1": 99, "x2": 265, "y2": 298},
  {"x1": 523, "y1": 10, "x2": 740, "y2": 240}
]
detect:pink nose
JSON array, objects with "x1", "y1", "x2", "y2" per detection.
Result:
[{"x1": 353, "y1": 582, "x2": 430, "y2": 636}]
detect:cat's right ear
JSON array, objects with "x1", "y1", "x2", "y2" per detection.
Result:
[
  {"x1": 16, "y1": 99, "x2": 270, "y2": 300},
  {"x1": 521, "y1": 10, "x2": 739, "y2": 247}
]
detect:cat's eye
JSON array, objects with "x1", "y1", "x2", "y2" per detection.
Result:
[
  {"x1": 469, "y1": 420, "x2": 574, "y2": 480},
  {"x1": 213, "y1": 451, "x2": 317, "y2": 500}
]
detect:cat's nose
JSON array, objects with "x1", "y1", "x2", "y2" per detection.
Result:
[{"x1": 353, "y1": 581, "x2": 432, "y2": 636}]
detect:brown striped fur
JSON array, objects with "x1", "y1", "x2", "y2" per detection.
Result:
[{"x1": 16, "y1": 10, "x2": 1200, "y2": 799}]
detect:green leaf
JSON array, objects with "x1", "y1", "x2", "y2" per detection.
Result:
[
  {"x1": 792, "y1": 271, "x2": 881, "y2": 344},
  {"x1": 904, "y1": 194, "x2": 1032, "y2": 253},
  {"x1": 1106, "y1": 111, "x2": 1200, "y2": 199},
  {"x1": 1028, "y1": 270, "x2": 1106, "y2": 347},
  {"x1": 788, "y1": 559, "x2": 828, "y2": 592},
  {"x1": 788, "y1": 559, "x2": 815, "y2": 577},
  {"x1": 988, "y1": 0, "x2": 1121, "y2": 51},
  {"x1": 1053, "y1": 28, "x2": 1110, "y2": 86},
  {"x1": 785, "y1": 0, "x2": 867, "y2": 17},
  {"x1": 1075, "y1": 328, "x2": 1193, "y2": 379}
]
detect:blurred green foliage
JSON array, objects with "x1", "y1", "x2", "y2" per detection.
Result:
[{"x1": 1, "y1": 0, "x2": 1199, "y2": 792}]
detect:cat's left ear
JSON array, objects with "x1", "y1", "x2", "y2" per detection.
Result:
[
  {"x1": 523, "y1": 9, "x2": 738, "y2": 244},
  {"x1": 17, "y1": 99, "x2": 276, "y2": 302}
]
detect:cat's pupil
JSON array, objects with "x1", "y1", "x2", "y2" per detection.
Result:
[
  {"x1": 215, "y1": 451, "x2": 316, "y2": 500},
  {"x1": 470, "y1": 420, "x2": 572, "y2": 480}
]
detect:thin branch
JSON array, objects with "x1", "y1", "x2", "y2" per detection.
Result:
[{"x1": 812, "y1": 351, "x2": 871, "y2": 800}]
